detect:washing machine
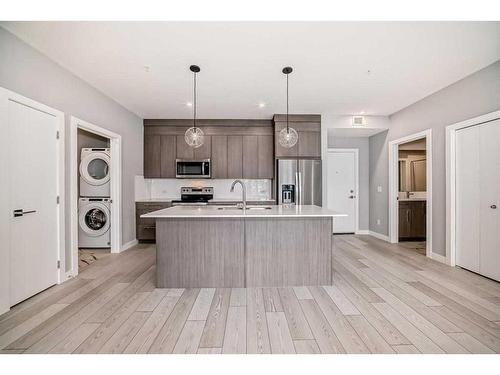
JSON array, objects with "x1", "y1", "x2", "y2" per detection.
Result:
[
  {"x1": 78, "y1": 198, "x2": 111, "y2": 248},
  {"x1": 80, "y1": 148, "x2": 110, "y2": 197}
]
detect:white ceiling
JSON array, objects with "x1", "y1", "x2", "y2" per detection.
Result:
[{"x1": 2, "y1": 22, "x2": 499, "y2": 119}]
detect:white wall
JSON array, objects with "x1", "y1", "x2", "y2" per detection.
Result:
[
  {"x1": 0, "y1": 27, "x2": 143, "y2": 272},
  {"x1": 369, "y1": 60, "x2": 500, "y2": 256}
]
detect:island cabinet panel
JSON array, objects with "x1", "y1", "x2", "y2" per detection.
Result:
[
  {"x1": 156, "y1": 218, "x2": 245, "y2": 288},
  {"x1": 227, "y1": 135, "x2": 243, "y2": 178},
  {"x1": 211, "y1": 135, "x2": 228, "y2": 178},
  {"x1": 242, "y1": 135, "x2": 259, "y2": 178},
  {"x1": 160, "y1": 135, "x2": 176, "y2": 178},
  {"x1": 144, "y1": 135, "x2": 161, "y2": 178},
  {"x1": 244, "y1": 217, "x2": 332, "y2": 287}
]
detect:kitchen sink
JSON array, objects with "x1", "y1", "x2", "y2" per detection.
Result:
[{"x1": 216, "y1": 206, "x2": 273, "y2": 210}]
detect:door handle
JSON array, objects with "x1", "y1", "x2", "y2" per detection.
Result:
[
  {"x1": 348, "y1": 195, "x2": 356, "y2": 199},
  {"x1": 491, "y1": 205, "x2": 497, "y2": 209},
  {"x1": 13, "y1": 209, "x2": 37, "y2": 217}
]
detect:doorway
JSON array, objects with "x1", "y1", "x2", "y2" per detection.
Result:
[
  {"x1": 388, "y1": 129, "x2": 432, "y2": 258},
  {"x1": 446, "y1": 110, "x2": 500, "y2": 281},
  {"x1": 327, "y1": 148, "x2": 359, "y2": 234},
  {"x1": 397, "y1": 138, "x2": 427, "y2": 254},
  {"x1": 70, "y1": 116, "x2": 122, "y2": 278},
  {"x1": 0, "y1": 87, "x2": 65, "y2": 314}
]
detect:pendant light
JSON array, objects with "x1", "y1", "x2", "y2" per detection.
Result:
[
  {"x1": 278, "y1": 66, "x2": 298, "y2": 148},
  {"x1": 185, "y1": 65, "x2": 205, "y2": 148}
]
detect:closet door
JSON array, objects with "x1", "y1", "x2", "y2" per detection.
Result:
[
  {"x1": 455, "y1": 126, "x2": 480, "y2": 273},
  {"x1": 478, "y1": 119, "x2": 500, "y2": 281}
]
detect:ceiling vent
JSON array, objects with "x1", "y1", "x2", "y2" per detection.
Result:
[{"x1": 352, "y1": 116, "x2": 366, "y2": 126}]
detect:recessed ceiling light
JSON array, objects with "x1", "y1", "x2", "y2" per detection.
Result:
[
  {"x1": 143, "y1": 65, "x2": 151, "y2": 72},
  {"x1": 258, "y1": 102, "x2": 266, "y2": 108},
  {"x1": 186, "y1": 102, "x2": 193, "y2": 107}
]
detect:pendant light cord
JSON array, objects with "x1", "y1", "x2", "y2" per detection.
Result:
[
  {"x1": 286, "y1": 72, "x2": 289, "y2": 134},
  {"x1": 193, "y1": 71, "x2": 197, "y2": 130}
]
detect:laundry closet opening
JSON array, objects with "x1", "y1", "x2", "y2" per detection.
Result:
[{"x1": 77, "y1": 128, "x2": 111, "y2": 270}]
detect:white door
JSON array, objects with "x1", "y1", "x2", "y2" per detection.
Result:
[
  {"x1": 327, "y1": 150, "x2": 357, "y2": 233},
  {"x1": 456, "y1": 119, "x2": 500, "y2": 281},
  {"x1": 8, "y1": 99, "x2": 60, "y2": 305}
]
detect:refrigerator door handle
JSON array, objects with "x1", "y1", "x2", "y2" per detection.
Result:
[
  {"x1": 295, "y1": 172, "x2": 299, "y2": 205},
  {"x1": 297, "y1": 172, "x2": 302, "y2": 205}
]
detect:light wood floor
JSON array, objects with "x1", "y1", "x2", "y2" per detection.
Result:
[{"x1": 1, "y1": 235, "x2": 500, "y2": 354}]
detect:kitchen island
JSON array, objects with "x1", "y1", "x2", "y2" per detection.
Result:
[{"x1": 142, "y1": 205, "x2": 345, "y2": 288}]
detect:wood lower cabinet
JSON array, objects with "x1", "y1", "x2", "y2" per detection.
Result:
[
  {"x1": 398, "y1": 200, "x2": 426, "y2": 241},
  {"x1": 136, "y1": 202, "x2": 171, "y2": 242}
]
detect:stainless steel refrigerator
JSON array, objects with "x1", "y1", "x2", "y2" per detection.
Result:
[{"x1": 277, "y1": 159, "x2": 322, "y2": 206}]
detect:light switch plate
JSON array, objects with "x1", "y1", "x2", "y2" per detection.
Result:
[{"x1": 377, "y1": 186, "x2": 382, "y2": 193}]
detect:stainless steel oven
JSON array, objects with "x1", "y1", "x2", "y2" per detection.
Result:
[{"x1": 176, "y1": 159, "x2": 211, "y2": 178}]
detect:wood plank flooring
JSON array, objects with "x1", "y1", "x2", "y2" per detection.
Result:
[{"x1": 1, "y1": 235, "x2": 500, "y2": 354}]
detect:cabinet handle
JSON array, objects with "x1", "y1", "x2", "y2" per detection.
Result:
[
  {"x1": 143, "y1": 226, "x2": 156, "y2": 230},
  {"x1": 407, "y1": 210, "x2": 410, "y2": 223}
]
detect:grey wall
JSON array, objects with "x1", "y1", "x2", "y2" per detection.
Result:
[
  {"x1": 0, "y1": 27, "x2": 143, "y2": 271},
  {"x1": 369, "y1": 60, "x2": 500, "y2": 256},
  {"x1": 327, "y1": 135, "x2": 370, "y2": 231}
]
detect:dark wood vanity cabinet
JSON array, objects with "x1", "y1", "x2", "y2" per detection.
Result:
[
  {"x1": 136, "y1": 202, "x2": 172, "y2": 242},
  {"x1": 398, "y1": 200, "x2": 426, "y2": 241}
]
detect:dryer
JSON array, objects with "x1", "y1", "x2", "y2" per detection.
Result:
[
  {"x1": 80, "y1": 148, "x2": 110, "y2": 197},
  {"x1": 78, "y1": 198, "x2": 111, "y2": 248}
]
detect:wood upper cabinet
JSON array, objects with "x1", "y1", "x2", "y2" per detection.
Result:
[
  {"x1": 160, "y1": 135, "x2": 176, "y2": 178},
  {"x1": 211, "y1": 135, "x2": 228, "y2": 178},
  {"x1": 227, "y1": 135, "x2": 243, "y2": 178},
  {"x1": 258, "y1": 135, "x2": 274, "y2": 178},
  {"x1": 143, "y1": 120, "x2": 275, "y2": 180},
  {"x1": 243, "y1": 135, "x2": 258, "y2": 178},
  {"x1": 274, "y1": 116, "x2": 321, "y2": 159},
  {"x1": 298, "y1": 131, "x2": 321, "y2": 158},
  {"x1": 144, "y1": 135, "x2": 161, "y2": 178},
  {"x1": 194, "y1": 135, "x2": 211, "y2": 159},
  {"x1": 176, "y1": 135, "x2": 194, "y2": 159}
]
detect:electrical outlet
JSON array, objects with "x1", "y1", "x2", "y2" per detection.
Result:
[
  {"x1": 377, "y1": 186, "x2": 382, "y2": 193},
  {"x1": 377, "y1": 219, "x2": 381, "y2": 225}
]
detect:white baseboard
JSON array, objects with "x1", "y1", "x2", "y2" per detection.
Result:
[
  {"x1": 430, "y1": 252, "x2": 446, "y2": 264},
  {"x1": 369, "y1": 231, "x2": 390, "y2": 242},
  {"x1": 121, "y1": 239, "x2": 138, "y2": 252},
  {"x1": 355, "y1": 230, "x2": 370, "y2": 235}
]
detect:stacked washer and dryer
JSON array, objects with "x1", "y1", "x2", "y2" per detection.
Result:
[{"x1": 78, "y1": 148, "x2": 111, "y2": 248}]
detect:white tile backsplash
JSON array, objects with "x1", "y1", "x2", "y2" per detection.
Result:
[{"x1": 135, "y1": 176, "x2": 272, "y2": 201}]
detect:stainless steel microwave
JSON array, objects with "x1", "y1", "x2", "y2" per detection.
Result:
[{"x1": 176, "y1": 159, "x2": 211, "y2": 178}]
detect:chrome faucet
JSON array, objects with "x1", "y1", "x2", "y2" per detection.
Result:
[{"x1": 230, "y1": 180, "x2": 247, "y2": 210}]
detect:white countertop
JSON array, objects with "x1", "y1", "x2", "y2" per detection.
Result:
[{"x1": 141, "y1": 205, "x2": 346, "y2": 219}]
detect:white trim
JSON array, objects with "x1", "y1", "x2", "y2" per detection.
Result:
[
  {"x1": 369, "y1": 231, "x2": 390, "y2": 242},
  {"x1": 70, "y1": 116, "x2": 122, "y2": 278},
  {"x1": 388, "y1": 129, "x2": 433, "y2": 259},
  {"x1": 355, "y1": 230, "x2": 370, "y2": 235},
  {"x1": 431, "y1": 252, "x2": 447, "y2": 264},
  {"x1": 445, "y1": 110, "x2": 500, "y2": 267},
  {"x1": 327, "y1": 148, "x2": 360, "y2": 234},
  {"x1": 0, "y1": 87, "x2": 65, "y2": 314},
  {"x1": 121, "y1": 239, "x2": 139, "y2": 252}
]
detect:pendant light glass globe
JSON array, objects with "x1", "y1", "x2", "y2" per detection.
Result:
[
  {"x1": 278, "y1": 127, "x2": 298, "y2": 148},
  {"x1": 184, "y1": 126, "x2": 205, "y2": 148}
]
